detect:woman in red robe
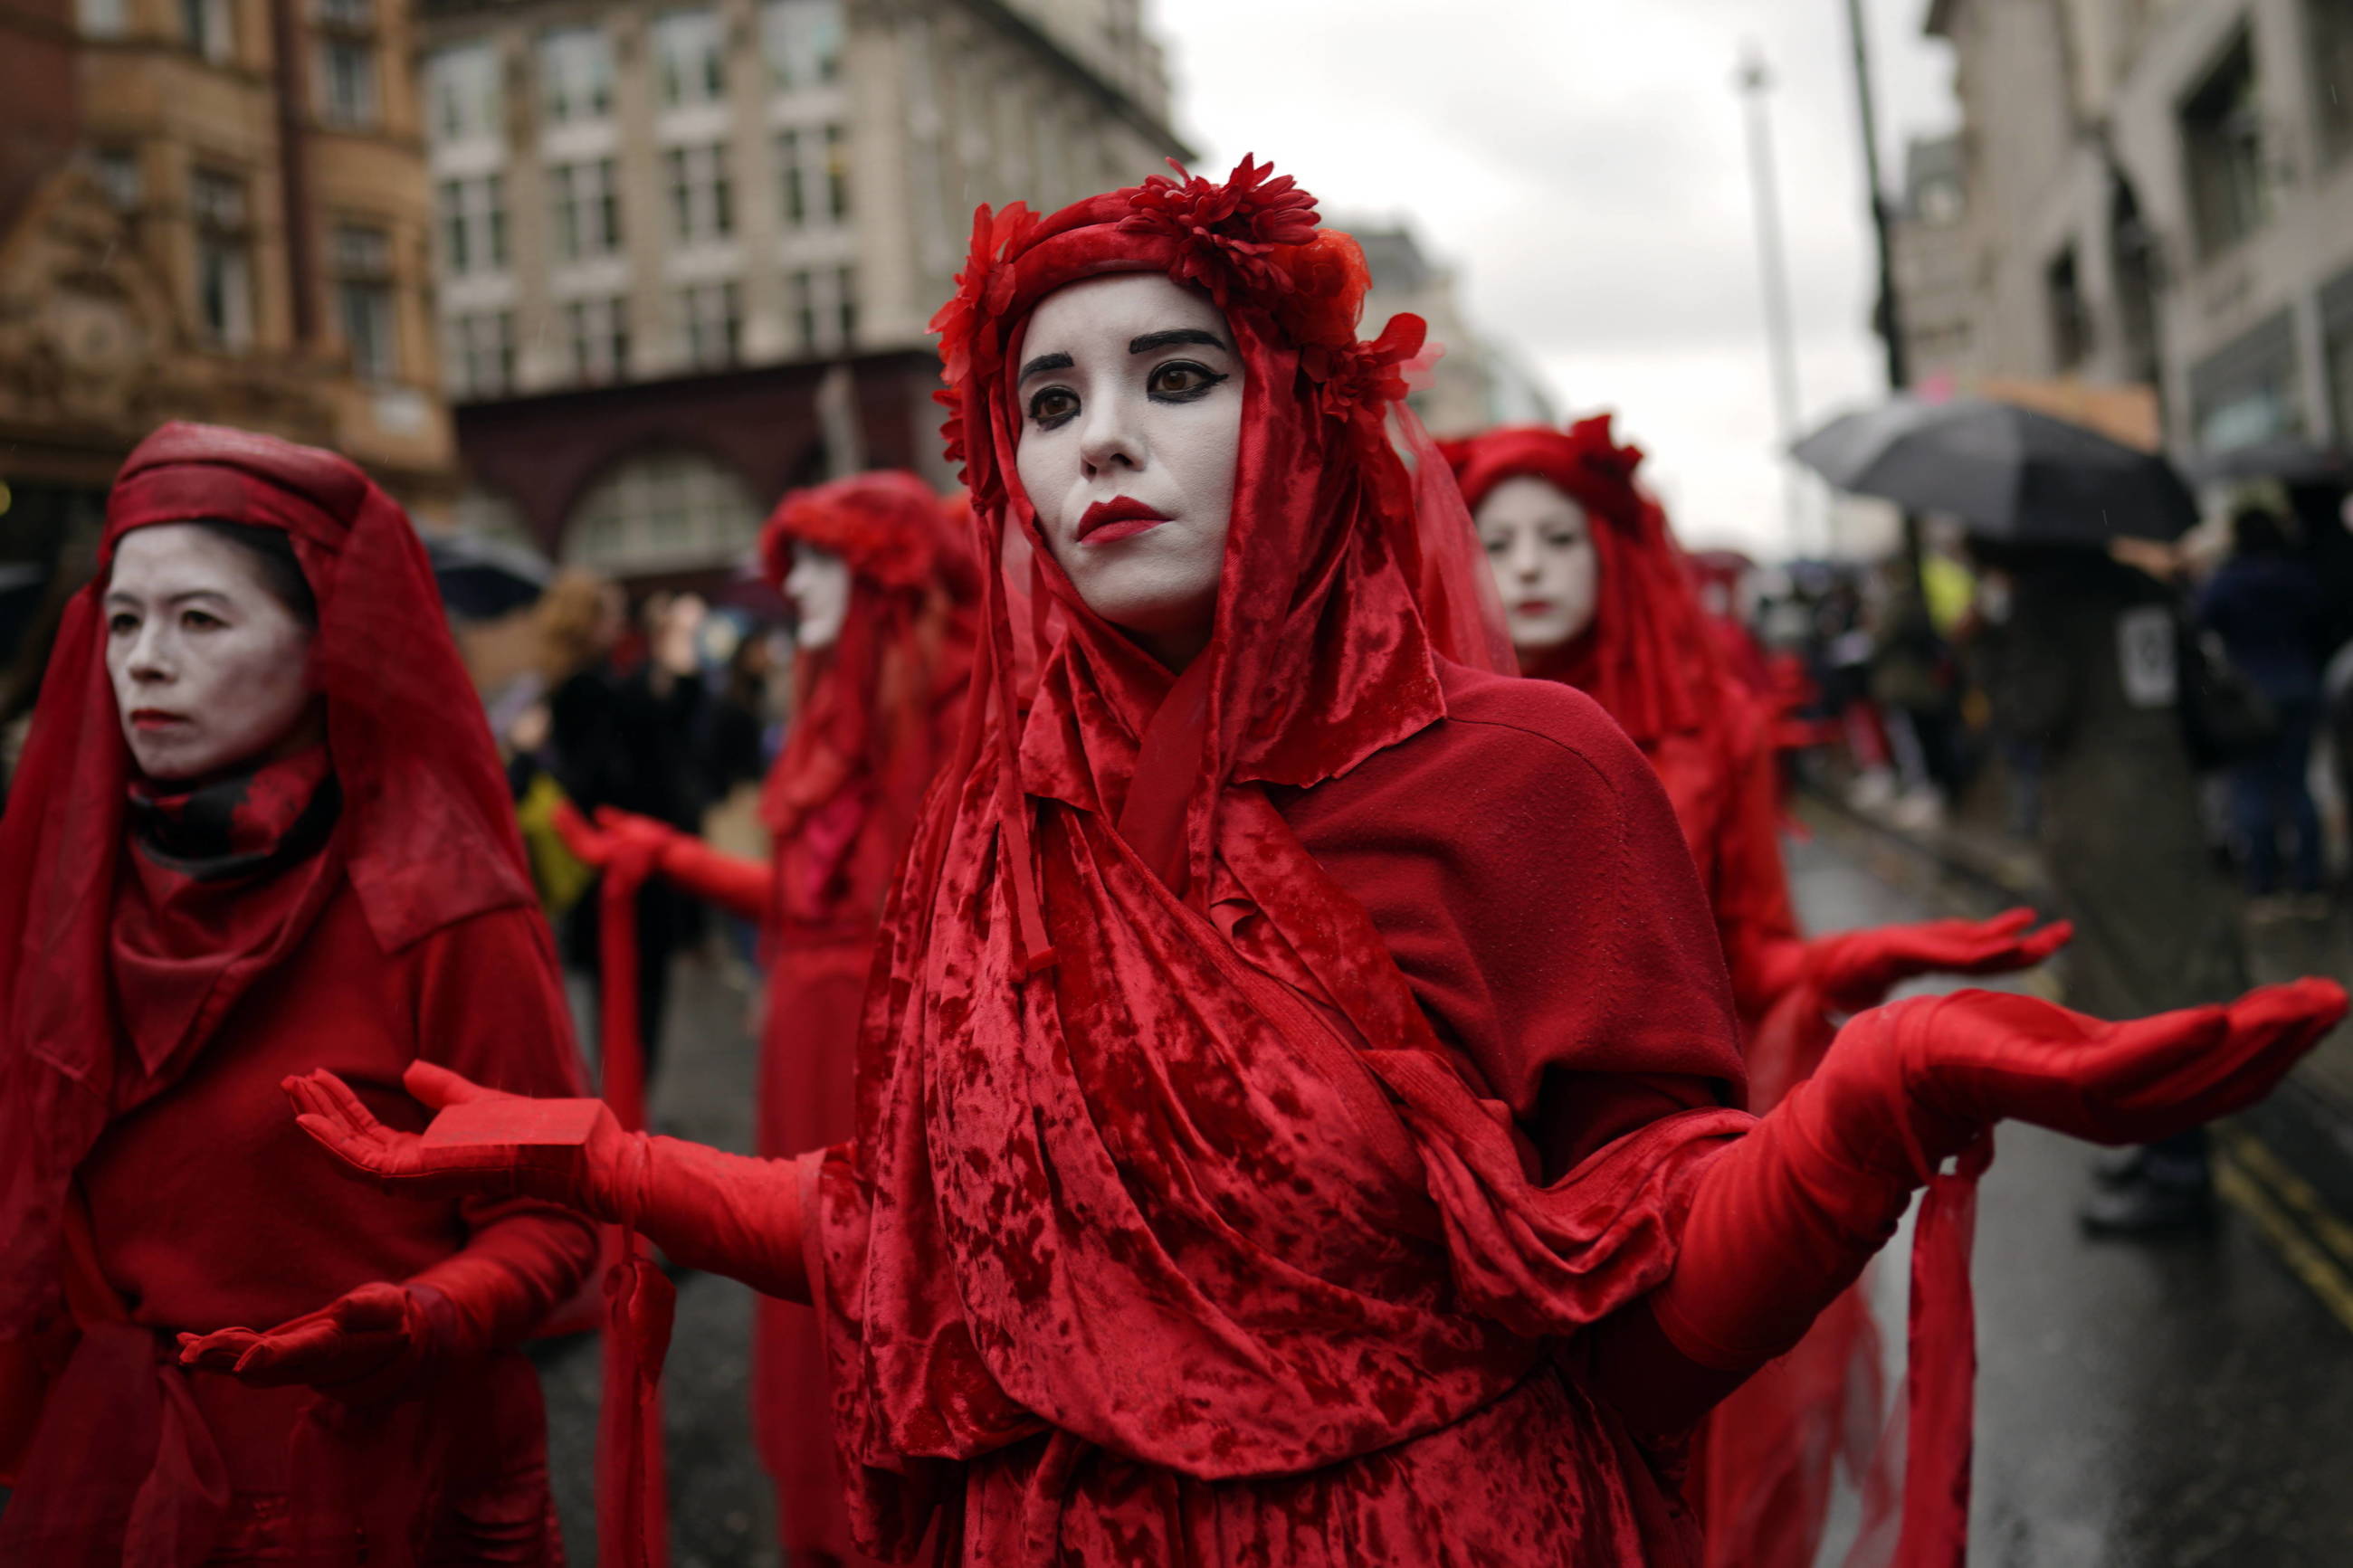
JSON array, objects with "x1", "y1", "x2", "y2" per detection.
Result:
[
  {"x1": 0, "y1": 423, "x2": 598, "y2": 1564},
  {"x1": 562, "y1": 470, "x2": 973, "y2": 1566},
  {"x1": 1445, "y1": 415, "x2": 2066, "y2": 1566},
  {"x1": 281, "y1": 164, "x2": 2339, "y2": 1567}
]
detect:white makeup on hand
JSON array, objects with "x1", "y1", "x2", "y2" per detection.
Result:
[
  {"x1": 785, "y1": 544, "x2": 853, "y2": 652},
  {"x1": 1012, "y1": 272, "x2": 1244, "y2": 670},
  {"x1": 1476, "y1": 476, "x2": 1599, "y2": 654},
  {"x1": 104, "y1": 522, "x2": 317, "y2": 782}
]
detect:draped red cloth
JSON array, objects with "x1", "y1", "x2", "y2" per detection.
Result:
[
  {"x1": 799, "y1": 161, "x2": 1755, "y2": 1564},
  {"x1": 0, "y1": 423, "x2": 595, "y2": 1563},
  {"x1": 1445, "y1": 420, "x2": 1943, "y2": 1568},
  {"x1": 752, "y1": 471, "x2": 976, "y2": 1563}
]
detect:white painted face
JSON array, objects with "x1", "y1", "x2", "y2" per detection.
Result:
[
  {"x1": 1012, "y1": 272, "x2": 1244, "y2": 668},
  {"x1": 784, "y1": 543, "x2": 853, "y2": 652},
  {"x1": 104, "y1": 522, "x2": 317, "y2": 782},
  {"x1": 1476, "y1": 475, "x2": 1600, "y2": 655}
]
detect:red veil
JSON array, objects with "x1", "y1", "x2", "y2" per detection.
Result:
[
  {"x1": 809, "y1": 161, "x2": 1750, "y2": 1559},
  {"x1": 0, "y1": 423, "x2": 538, "y2": 1340}
]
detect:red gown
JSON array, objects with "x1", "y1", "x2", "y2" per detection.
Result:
[{"x1": 0, "y1": 424, "x2": 598, "y2": 1565}]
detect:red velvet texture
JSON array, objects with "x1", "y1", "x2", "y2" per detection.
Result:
[
  {"x1": 0, "y1": 422, "x2": 587, "y2": 1565},
  {"x1": 802, "y1": 159, "x2": 1753, "y2": 1563}
]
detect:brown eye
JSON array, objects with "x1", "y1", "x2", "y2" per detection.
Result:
[
  {"x1": 1027, "y1": 386, "x2": 1078, "y2": 429},
  {"x1": 1148, "y1": 361, "x2": 1226, "y2": 401}
]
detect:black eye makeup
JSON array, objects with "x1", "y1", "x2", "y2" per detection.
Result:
[
  {"x1": 1148, "y1": 361, "x2": 1229, "y2": 403},
  {"x1": 1026, "y1": 385, "x2": 1081, "y2": 431}
]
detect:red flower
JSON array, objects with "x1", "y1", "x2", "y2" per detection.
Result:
[
  {"x1": 1303, "y1": 312, "x2": 1427, "y2": 430},
  {"x1": 930, "y1": 202, "x2": 1040, "y2": 390},
  {"x1": 1563, "y1": 413, "x2": 1645, "y2": 490},
  {"x1": 1119, "y1": 156, "x2": 1321, "y2": 303}
]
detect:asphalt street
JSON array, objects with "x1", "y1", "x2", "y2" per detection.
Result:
[{"x1": 534, "y1": 828, "x2": 2353, "y2": 1566}]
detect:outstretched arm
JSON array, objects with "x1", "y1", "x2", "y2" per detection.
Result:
[
  {"x1": 283, "y1": 1062, "x2": 814, "y2": 1305},
  {"x1": 555, "y1": 802, "x2": 775, "y2": 924}
]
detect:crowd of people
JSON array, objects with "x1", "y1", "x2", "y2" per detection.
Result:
[{"x1": 0, "y1": 158, "x2": 2343, "y2": 1568}]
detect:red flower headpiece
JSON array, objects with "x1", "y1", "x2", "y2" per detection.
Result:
[
  {"x1": 759, "y1": 470, "x2": 957, "y2": 594},
  {"x1": 1441, "y1": 413, "x2": 1649, "y2": 533}
]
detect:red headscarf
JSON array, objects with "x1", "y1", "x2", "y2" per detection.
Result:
[
  {"x1": 0, "y1": 423, "x2": 537, "y2": 1335},
  {"x1": 1443, "y1": 416, "x2": 1723, "y2": 746},
  {"x1": 813, "y1": 161, "x2": 1747, "y2": 1554},
  {"x1": 756, "y1": 470, "x2": 976, "y2": 927}
]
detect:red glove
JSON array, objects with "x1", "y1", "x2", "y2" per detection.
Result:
[
  {"x1": 285, "y1": 1062, "x2": 812, "y2": 1303},
  {"x1": 553, "y1": 803, "x2": 773, "y2": 922},
  {"x1": 1807, "y1": 908, "x2": 2072, "y2": 1014},
  {"x1": 177, "y1": 1282, "x2": 451, "y2": 1404},
  {"x1": 1651, "y1": 978, "x2": 2344, "y2": 1372}
]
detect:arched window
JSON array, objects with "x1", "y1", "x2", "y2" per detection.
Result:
[{"x1": 562, "y1": 448, "x2": 759, "y2": 574}]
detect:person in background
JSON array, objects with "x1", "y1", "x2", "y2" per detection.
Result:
[
  {"x1": 1979, "y1": 536, "x2": 2253, "y2": 1233},
  {"x1": 2198, "y1": 505, "x2": 2329, "y2": 919}
]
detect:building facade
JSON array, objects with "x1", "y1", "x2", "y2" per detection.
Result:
[
  {"x1": 1347, "y1": 221, "x2": 1558, "y2": 439},
  {"x1": 1901, "y1": 0, "x2": 2353, "y2": 470},
  {"x1": 418, "y1": 0, "x2": 1187, "y2": 577},
  {"x1": 0, "y1": 0, "x2": 456, "y2": 582}
]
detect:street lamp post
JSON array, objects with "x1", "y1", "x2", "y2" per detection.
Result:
[
  {"x1": 1737, "y1": 46, "x2": 1807, "y2": 557},
  {"x1": 1841, "y1": 0, "x2": 1924, "y2": 577}
]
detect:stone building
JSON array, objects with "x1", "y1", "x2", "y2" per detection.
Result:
[
  {"x1": 418, "y1": 0, "x2": 1187, "y2": 578},
  {"x1": 0, "y1": 0, "x2": 457, "y2": 582},
  {"x1": 1346, "y1": 221, "x2": 1558, "y2": 439},
  {"x1": 1900, "y1": 0, "x2": 2353, "y2": 470}
]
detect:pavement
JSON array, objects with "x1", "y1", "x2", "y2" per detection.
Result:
[{"x1": 530, "y1": 824, "x2": 2353, "y2": 1566}]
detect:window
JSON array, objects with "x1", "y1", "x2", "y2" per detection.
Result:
[
  {"x1": 538, "y1": 29, "x2": 614, "y2": 124},
  {"x1": 192, "y1": 168, "x2": 252, "y2": 348},
  {"x1": 679, "y1": 281, "x2": 740, "y2": 369},
  {"x1": 777, "y1": 129, "x2": 806, "y2": 225},
  {"x1": 2045, "y1": 247, "x2": 2091, "y2": 370},
  {"x1": 448, "y1": 311, "x2": 515, "y2": 399},
  {"x1": 316, "y1": 0, "x2": 368, "y2": 26},
  {"x1": 566, "y1": 295, "x2": 630, "y2": 384},
  {"x1": 2313, "y1": 0, "x2": 2353, "y2": 166},
  {"x1": 437, "y1": 176, "x2": 508, "y2": 274},
  {"x1": 2179, "y1": 33, "x2": 2268, "y2": 259},
  {"x1": 182, "y1": 0, "x2": 232, "y2": 60},
  {"x1": 653, "y1": 10, "x2": 725, "y2": 109},
  {"x1": 427, "y1": 43, "x2": 502, "y2": 146},
  {"x1": 663, "y1": 144, "x2": 733, "y2": 243},
  {"x1": 761, "y1": 0, "x2": 843, "y2": 90},
  {"x1": 565, "y1": 450, "x2": 760, "y2": 574},
  {"x1": 90, "y1": 147, "x2": 141, "y2": 211},
  {"x1": 823, "y1": 124, "x2": 849, "y2": 221},
  {"x1": 550, "y1": 158, "x2": 622, "y2": 260},
  {"x1": 334, "y1": 223, "x2": 396, "y2": 381},
  {"x1": 789, "y1": 268, "x2": 815, "y2": 353},
  {"x1": 835, "y1": 264, "x2": 856, "y2": 345},
  {"x1": 318, "y1": 39, "x2": 379, "y2": 128},
  {"x1": 80, "y1": 0, "x2": 127, "y2": 40}
]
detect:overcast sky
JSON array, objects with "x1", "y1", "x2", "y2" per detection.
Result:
[{"x1": 1149, "y1": 0, "x2": 1959, "y2": 556}]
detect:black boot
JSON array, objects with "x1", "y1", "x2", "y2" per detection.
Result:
[
  {"x1": 2079, "y1": 1166, "x2": 2216, "y2": 1238},
  {"x1": 2088, "y1": 1145, "x2": 2148, "y2": 1190}
]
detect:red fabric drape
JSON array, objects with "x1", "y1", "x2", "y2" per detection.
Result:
[{"x1": 805, "y1": 161, "x2": 1751, "y2": 1564}]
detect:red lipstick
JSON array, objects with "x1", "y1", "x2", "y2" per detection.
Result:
[
  {"x1": 1075, "y1": 496, "x2": 1167, "y2": 545},
  {"x1": 129, "y1": 709, "x2": 186, "y2": 732}
]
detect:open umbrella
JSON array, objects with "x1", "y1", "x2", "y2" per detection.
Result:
[
  {"x1": 1793, "y1": 394, "x2": 2197, "y2": 545},
  {"x1": 423, "y1": 530, "x2": 553, "y2": 620}
]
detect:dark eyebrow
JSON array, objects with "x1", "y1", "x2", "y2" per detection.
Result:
[
  {"x1": 1130, "y1": 328, "x2": 1229, "y2": 355},
  {"x1": 1017, "y1": 350, "x2": 1073, "y2": 381}
]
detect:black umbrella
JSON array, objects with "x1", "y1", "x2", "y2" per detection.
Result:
[
  {"x1": 423, "y1": 531, "x2": 552, "y2": 620},
  {"x1": 1792, "y1": 394, "x2": 2198, "y2": 545}
]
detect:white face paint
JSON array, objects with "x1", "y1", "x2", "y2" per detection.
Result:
[
  {"x1": 784, "y1": 544, "x2": 853, "y2": 652},
  {"x1": 1012, "y1": 272, "x2": 1244, "y2": 669},
  {"x1": 1476, "y1": 475, "x2": 1599, "y2": 654},
  {"x1": 104, "y1": 522, "x2": 317, "y2": 782}
]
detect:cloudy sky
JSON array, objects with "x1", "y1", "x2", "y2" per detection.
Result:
[{"x1": 1150, "y1": 0, "x2": 1959, "y2": 556}]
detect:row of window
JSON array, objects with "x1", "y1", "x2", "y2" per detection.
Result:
[
  {"x1": 81, "y1": 0, "x2": 382, "y2": 129},
  {"x1": 2179, "y1": 4, "x2": 2353, "y2": 262},
  {"x1": 433, "y1": 1, "x2": 843, "y2": 146},
  {"x1": 181, "y1": 166, "x2": 401, "y2": 378},
  {"x1": 438, "y1": 128, "x2": 847, "y2": 274},
  {"x1": 444, "y1": 267, "x2": 857, "y2": 398}
]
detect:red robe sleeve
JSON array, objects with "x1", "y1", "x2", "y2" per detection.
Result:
[{"x1": 405, "y1": 907, "x2": 600, "y2": 1348}]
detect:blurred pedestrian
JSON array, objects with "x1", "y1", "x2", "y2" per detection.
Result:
[
  {"x1": 541, "y1": 573, "x2": 709, "y2": 1083},
  {"x1": 0, "y1": 423, "x2": 595, "y2": 1561},
  {"x1": 561, "y1": 471, "x2": 975, "y2": 1567},
  {"x1": 1977, "y1": 537, "x2": 2252, "y2": 1233},
  {"x1": 2198, "y1": 506, "x2": 2328, "y2": 917}
]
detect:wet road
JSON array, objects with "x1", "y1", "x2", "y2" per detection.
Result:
[
  {"x1": 1790, "y1": 824, "x2": 2353, "y2": 1567},
  {"x1": 537, "y1": 827, "x2": 2353, "y2": 1565}
]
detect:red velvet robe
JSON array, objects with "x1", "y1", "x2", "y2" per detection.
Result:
[{"x1": 812, "y1": 662, "x2": 1753, "y2": 1565}]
